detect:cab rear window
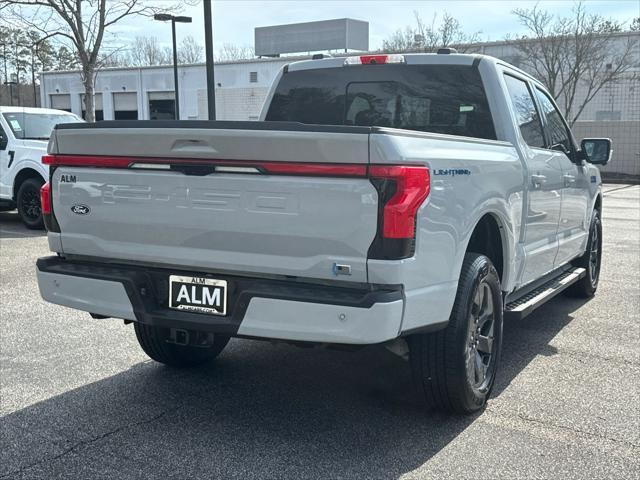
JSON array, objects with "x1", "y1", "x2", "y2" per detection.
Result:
[{"x1": 266, "y1": 64, "x2": 496, "y2": 140}]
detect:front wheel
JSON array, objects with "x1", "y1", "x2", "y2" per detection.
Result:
[
  {"x1": 134, "y1": 323, "x2": 230, "y2": 368},
  {"x1": 409, "y1": 253, "x2": 503, "y2": 414},
  {"x1": 17, "y1": 177, "x2": 44, "y2": 230}
]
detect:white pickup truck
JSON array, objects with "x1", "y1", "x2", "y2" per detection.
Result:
[
  {"x1": 0, "y1": 107, "x2": 81, "y2": 228},
  {"x1": 36, "y1": 52, "x2": 610, "y2": 413}
]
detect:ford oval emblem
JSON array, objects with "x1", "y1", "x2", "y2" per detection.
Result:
[{"x1": 71, "y1": 204, "x2": 90, "y2": 215}]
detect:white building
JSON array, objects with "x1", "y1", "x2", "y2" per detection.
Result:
[
  {"x1": 39, "y1": 31, "x2": 639, "y2": 177},
  {"x1": 41, "y1": 57, "x2": 291, "y2": 122}
]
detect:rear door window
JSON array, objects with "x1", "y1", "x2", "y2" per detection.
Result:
[
  {"x1": 267, "y1": 64, "x2": 496, "y2": 140},
  {"x1": 503, "y1": 74, "x2": 545, "y2": 148}
]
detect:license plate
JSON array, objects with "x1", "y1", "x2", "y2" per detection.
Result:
[{"x1": 168, "y1": 275, "x2": 227, "y2": 316}]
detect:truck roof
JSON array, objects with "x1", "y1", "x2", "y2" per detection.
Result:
[
  {"x1": 0, "y1": 106, "x2": 77, "y2": 116},
  {"x1": 286, "y1": 52, "x2": 538, "y2": 83}
]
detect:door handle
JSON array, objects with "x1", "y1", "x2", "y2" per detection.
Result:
[
  {"x1": 563, "y1": 174, "x2": 576, "y2": 186},
  {"x1": 531, "y1": 174, "x2": 547, "y2": 189}
]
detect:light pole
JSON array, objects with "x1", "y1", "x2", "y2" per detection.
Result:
[
  {"x1": 203, "y1": 0, "x2": 216, "y2": 120},
  {"x1": 154, "y1": 14, "x2": 192, "y2": 120}
]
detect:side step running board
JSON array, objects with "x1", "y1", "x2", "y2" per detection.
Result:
[{"x1": 505, "y1": 267, "x2": 586, "y2": 321}]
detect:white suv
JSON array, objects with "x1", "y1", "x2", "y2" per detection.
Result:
[{"x1": 0, "y1": 106, "x2": 82, "y2": 228}]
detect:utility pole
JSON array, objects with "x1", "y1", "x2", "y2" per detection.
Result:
[{"x1": 203, "y1": 0, "x2": 216, "y2": 120}]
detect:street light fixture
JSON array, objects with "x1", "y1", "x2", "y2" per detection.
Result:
[{"x1": 154, "y1": 13, "x2": 192, "y2": 120}]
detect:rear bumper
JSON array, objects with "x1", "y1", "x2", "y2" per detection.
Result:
[{"x1": 36, "y1": 256, "x2": 404, "y2": 345}]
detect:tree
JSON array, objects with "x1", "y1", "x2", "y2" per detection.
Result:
[
  {"x1": 128, "y1": 36, "x2": 171, "y2": 66},
  {"x1": 53, "y1": 45, "x2": 79, "y2": 71},
  {"x1": 512, "y1": 2, "x2": 638, "y2": 125},
  {"x1": 178, "y1": 35, "x2": 203, "y2": 64},
  {"x1": 217, "y1": 43, "x2": 254, "y2": 61},
  {"x1": 382, "y1": 11, "x2": 481, "y2": 53},
  {"x1": 2, "y1": 0, "x2": 183, "y2": 121},
  {"x1": 0, "y1": 26, "x2": 58, "y2": 106}
]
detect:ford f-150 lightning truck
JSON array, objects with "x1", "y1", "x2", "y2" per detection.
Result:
[{"x1": 36, "y1": 52, "x2": 611, "y2": 413}]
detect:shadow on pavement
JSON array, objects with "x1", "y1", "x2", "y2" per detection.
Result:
[
  {"x1": 0, "y1": 291, "x2": 590, "y2": 479},
  {"x1": 0, "y1": 211, "x2": 46, "y2": 239}
]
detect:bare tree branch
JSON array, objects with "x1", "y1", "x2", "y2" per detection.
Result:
[
  {"x1": 217, "y1": 43, "x2": 255, "y2": 61},
  {"x1": 511, "y1": 2, "x2": 638, "y2": 125},
  {"x1": 382, "y1": 11, "x2": 482, "y2": 53}
]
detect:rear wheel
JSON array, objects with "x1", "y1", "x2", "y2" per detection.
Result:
[
  {"x1": 566, "y1": 209, "x2": 602, "y2": 298},
  {"x1": 134, "y1": 323, "x2": 230, "y2": 368},
  {"x1": 17, "y1": 177, "x2": 44, "y2": 229},
  {"x1": 409, "y1": 253, "x2": 503, "y2": 414}
]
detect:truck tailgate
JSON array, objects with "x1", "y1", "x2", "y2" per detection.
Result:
[{"x1": 48, "y1": 123, "x2": 377, "y2": 283}]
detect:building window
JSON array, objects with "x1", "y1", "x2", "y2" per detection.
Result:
[
  {"x1": 595, "y1": 110, "x2": 622, "y2": 121},
  {"x1": 148, "y1": 91, "x2": 176, "y2": 120},
  {"x1": 249, "y1": 71, "x2": 258, "y2": 83},
  {"x1": 50, "y1": 94, "x2": 71, "y2": 112},
  {"x1": 81, "y1": 93, "x2": 104, "y2": 121},
  {"x1": 113, "y1": 92, "x2": 138, "y2": 120}
]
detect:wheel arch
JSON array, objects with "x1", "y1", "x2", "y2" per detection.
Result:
[
  {"x1": 13, "y1": 167, "x2": 46, "y2": 201},
  {"x1": 593, "y1": 193, "x2": 602, "y2": 213},
  {"x1": 464, "y1": 212, "x2": 511, "y2": 289}
]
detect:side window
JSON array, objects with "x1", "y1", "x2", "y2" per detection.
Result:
[
  {"x1": 534, "y1": 88, "x2": 572, "y2": 154},
  {"x1": 503, "y1": 74, "x2": 545, "y2": 148}
]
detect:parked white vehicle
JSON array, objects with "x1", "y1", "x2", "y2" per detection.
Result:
[{"x1": 0, "y1": 107, "x2": 81, "y2": 228}]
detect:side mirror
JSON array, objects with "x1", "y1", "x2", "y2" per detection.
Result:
[
  {"x1": 0, "y1": 132, "x2": 7, "y2": 150},
  {"x1": 580, "y1": 138, "x2": 612, "y2": 165}
]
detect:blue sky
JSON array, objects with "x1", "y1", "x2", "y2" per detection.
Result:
[{"x1": 111, "y1": 0, "x2": 640, "y2": 53}]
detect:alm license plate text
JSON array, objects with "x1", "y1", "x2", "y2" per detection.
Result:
[{"x1": 169, "y1": 275, "x2": 227, "y2": 316}]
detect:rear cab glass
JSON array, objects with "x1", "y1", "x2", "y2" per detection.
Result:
[{"x1": 266, "y1": 64, "x2": 497, "y2": 140}]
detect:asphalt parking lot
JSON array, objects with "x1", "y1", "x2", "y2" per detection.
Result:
[{"x1": 1, "y1": 184, "x2": 638, "y2": 479}]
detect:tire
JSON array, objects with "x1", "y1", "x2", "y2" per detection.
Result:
[
  {"x1": 134, "y1": 322, "x2": 230, "y2": 368},
  {"x1": 409, "y1": 253, "x2": 503, "y2": 414},
  {"x1": 566, "y1": 209, "x2": 602, "y2": 298},
  {"x1": 16, "y1": 177, "x2": 45, "y2": 230}
]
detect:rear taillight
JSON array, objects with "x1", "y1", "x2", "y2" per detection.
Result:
[
  {"x1": 41, "y1": 155, "x2": 368, "y2": 176},
  {"x1": 368, "y1": 166, "x2": 430, "y2": 260},
  {"x1": 40, "y1": 182, "x2": 51, "y2": 215},
  {"x1": 40, "y1": 180, "x2": 60, "y2": 232}
]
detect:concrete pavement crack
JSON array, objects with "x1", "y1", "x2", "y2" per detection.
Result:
[
  {"x1": 0, "y1": 404, "x2": 182, "y2": 479},
  {"x1": 488, "y1": 409, "x2": 640, "y2": 449}
]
